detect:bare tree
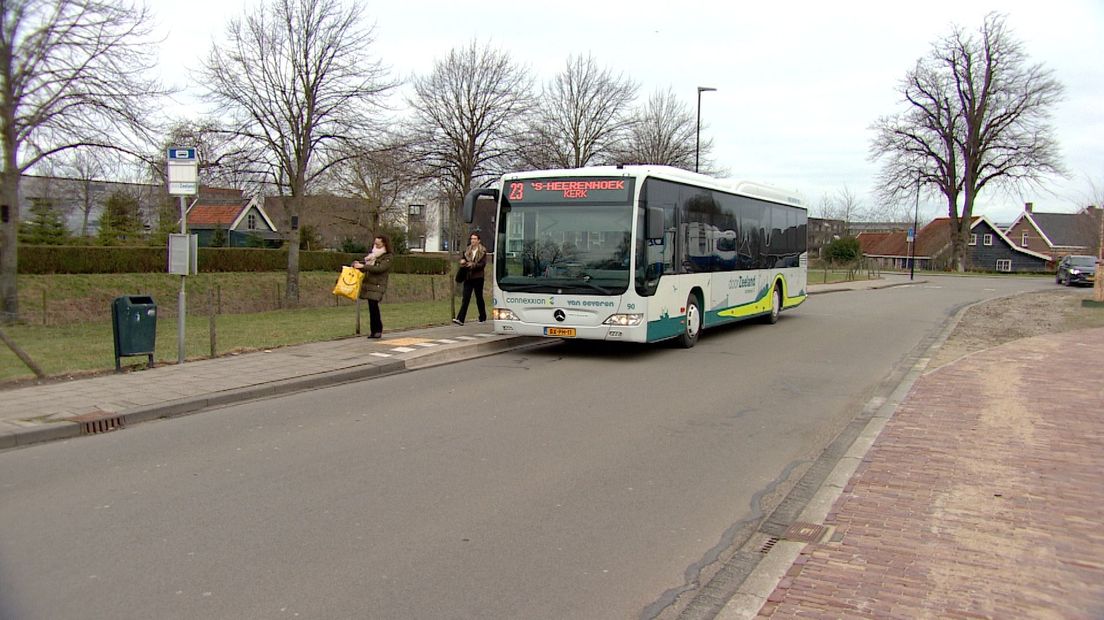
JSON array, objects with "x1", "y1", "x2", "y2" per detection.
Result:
[
  {"x1": 871, "y1": 13, "x2": 1064, "y2": 271},
  {"x1": 515, "y1": 54, "x2": 637, "y2": 169},
  {"x1": 0, "y1": 0, "x2": 166, "y2": 322},
  {"x1": 1071, "y1": 172, "x2": 1104, "y2": 213},
  {"x1": 814, "y1": 186, "x2": 873, "y2": 225},
  {"x1": 610, "y1": 87, "x2": 715, "y2": 173},
  {"x1": 54, "y1": 151, "x2": 109, "y2": 238},
  {"x1": 406, "y1": 40, "x2": 533, "y2": 251},
  {"x1": 328, "y1": 139, "x2": 415, "y2": 239},
  {"x1": 199, "y1": 0, "x2": 396, "y2": 303}
]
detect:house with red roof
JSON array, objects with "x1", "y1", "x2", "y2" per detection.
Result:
[
  {"x1": 185, "y1": 192, "x2": 281, "y2": 247},
  {"x1": 858, "y1": 219, "x2": 955, "y2": 271},
  {"x1": 860, "y1": 215, "x2": 1051, "y2": 272}
]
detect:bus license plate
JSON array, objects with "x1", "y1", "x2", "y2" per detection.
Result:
[{"x1": 545, "y1": 327, "x2": 576, "y2": 337}]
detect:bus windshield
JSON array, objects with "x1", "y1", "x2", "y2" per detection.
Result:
[{"x1": 496, "y1": 177, "x2": 634, "y2": 295}]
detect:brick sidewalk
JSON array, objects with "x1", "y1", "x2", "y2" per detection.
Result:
[{"x1": 758, "y1": 327, "x2": 1104, "y2": 619}]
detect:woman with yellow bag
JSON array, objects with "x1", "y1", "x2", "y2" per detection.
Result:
[{"x1": 352, "y1": 234, "x2": 393, "y2": 339}]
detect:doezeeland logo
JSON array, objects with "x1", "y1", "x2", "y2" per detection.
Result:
[{"x1": 729, "y1": 275, "x2": 757, "y2": 289}]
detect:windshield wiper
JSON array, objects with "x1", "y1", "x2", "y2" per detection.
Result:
[{"x1": 575, "y1": 274, "x2": 611, "y2": 294}]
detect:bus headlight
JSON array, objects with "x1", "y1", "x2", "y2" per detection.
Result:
[
  {"x1": 603, "y1": 313, "x2": 643, "y2": 326},
  {"x1": 493, "y1": 308, "x2": 519, "y2": 321}
]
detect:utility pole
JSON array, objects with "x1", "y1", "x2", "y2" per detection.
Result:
[
  {"x1": 1095, "y1": 206, "x2": 1104, "y2": 303},
  {"x1": 910, "y1": 172, "x2": 920, "y2": 280},
  {"x1": 695, "y1": 86, "x2": 716, "y2": 173}
]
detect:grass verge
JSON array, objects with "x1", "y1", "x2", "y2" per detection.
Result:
[{"x1": 0, "y1": 299, "x2": 454, "y2": 384}]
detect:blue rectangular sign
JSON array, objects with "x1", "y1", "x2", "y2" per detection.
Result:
[{"x1": 168, "y1": 148, "x2": 196, "y2": 161}]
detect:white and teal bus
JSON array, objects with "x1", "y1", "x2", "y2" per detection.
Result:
[{"x1": 462, "y1": 165, "x2": 807, "y2": 347}]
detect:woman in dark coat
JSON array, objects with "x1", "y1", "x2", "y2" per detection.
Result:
[
  {"x1": 453, "y1": 232, "x2": 488, "y2": 325},
  {"x1": 353, "y1": 234, "x2": 393, "y2": 338}
]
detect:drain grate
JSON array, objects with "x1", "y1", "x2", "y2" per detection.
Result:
[
  {"x1": 760, "y1": 536, "x2": 780, "y2": 554},
  {"x1": 71, "y1": 411, "x2": 126, "y2": 435},
  {"x1": 782, "y1": 521, "x2": 829, "y2": 543}
]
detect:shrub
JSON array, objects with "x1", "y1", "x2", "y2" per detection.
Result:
[
  {"x1": 340, "y1": 238, "x2": 367, "y2": 254},
  {"x1": 824, "y1": 236, "x2": 862, "y2": 263},
  {"x1": 97, "y1": 191, "x2": 145, "y2": 246},
  {"x1": 19, "y1": 199, "x2": 70, "y2": 245}
]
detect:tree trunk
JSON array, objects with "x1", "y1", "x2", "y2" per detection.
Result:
[
  {"x1": 0, "y1": 167, "x2": 21, "y2": 323},
  {"x1": 285, "y1": 194, "x2": 301, "y2": 305},
  {"x1": 946, "y1": 196, "x2": 965, "y2": 273},
  {"x1": 958, "y1": 187, "x2": 978, "y2": 273}
]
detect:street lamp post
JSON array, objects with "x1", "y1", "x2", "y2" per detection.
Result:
[
  {"x1": 695, "y1": 86, "x2": 716, "y2": 173},
  {"x1": 911, "y1": 172, "x2": 920, "y2": 280}
]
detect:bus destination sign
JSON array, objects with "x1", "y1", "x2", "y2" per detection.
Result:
[{"x1": 507, "y1": 177, "x2": 632, "y2": 203}]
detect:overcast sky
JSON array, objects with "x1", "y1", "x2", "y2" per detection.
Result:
[{"x1": 154, "y1": 0, "x2": 1104, "y2": 223}]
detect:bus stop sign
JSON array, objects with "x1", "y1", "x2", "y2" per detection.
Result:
[{"x1": 167, "y1": 147, "x2": 198, "y2": 196}]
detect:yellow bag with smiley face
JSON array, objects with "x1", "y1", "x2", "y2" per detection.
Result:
[{"x1": 332, "y1": 265, "x2": 364, "y2": 301}]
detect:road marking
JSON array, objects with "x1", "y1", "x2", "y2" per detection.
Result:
[{"x1": 384, "y1": 337, "x2": 431, "y2": 346}]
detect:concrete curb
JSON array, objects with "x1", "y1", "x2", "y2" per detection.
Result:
[
  {"x1": 0, "y1": 420, "x2": 82, "y2": 451},
  {"x1": 404, "y1": 336, "x2": 548, "y2": 369},
  {"x1": 0, "y1": 336, "x2": 543, "y2": 452}
]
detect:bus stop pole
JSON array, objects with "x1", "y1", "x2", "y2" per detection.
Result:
[{"x1": 178, "y1": 195, "x2": 186, "y2": 364}]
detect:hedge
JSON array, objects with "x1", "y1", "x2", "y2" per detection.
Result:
[{"x1": 17, "y1": 245, "x2": 450, "y2": 275}]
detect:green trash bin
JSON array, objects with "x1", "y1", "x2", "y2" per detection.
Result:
[{"x1": 112, "y1": 295, "x2": 157, "y2": 370}]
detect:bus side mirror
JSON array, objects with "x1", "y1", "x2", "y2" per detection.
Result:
[
  {"x1": 462, "y1": 188, "x2": 500, "y2": 223},
  {"x1": 646, "y1": 207, "x2": 664, "y2": 240}
]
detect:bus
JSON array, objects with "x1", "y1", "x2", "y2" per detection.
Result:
[{"x1": 462, "y1": 165, "x2": 807, "y2": 347}]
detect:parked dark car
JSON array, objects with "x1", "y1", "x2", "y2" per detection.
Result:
[{"x1": 1056, "y1": 254, "x2": 1097, "y2": 286}]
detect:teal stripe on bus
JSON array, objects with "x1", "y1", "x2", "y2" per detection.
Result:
[{"x1": 646, "y1": 315, "x2": 684, "y2": 342}]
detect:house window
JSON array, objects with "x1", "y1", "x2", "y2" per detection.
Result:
[
  {"x1": 1020, "y1": 232, "x2": 1028, "y2": 247},
  {"x1": 408, "y1": 204, "x2": 423, "y2": 217},
  {"x1": 996, "y1": 259, "x2": 1012, "y2": 272},
  {"x1": 247, "y1": 213, "x2": 257, "y2": 230},
  {"x1": 983, "y1": 233, "x2": 993, "y2": 246},
  {"x1": 969, "y1": 234, "x2": 977, "y2": 246}
]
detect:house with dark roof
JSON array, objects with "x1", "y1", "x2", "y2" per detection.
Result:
[
  {"x1": 967, "y1": 216, "x2": 1051, "y2": 272},
  {"x1": 185, "y1": 193, "x2": 281, "y2": 247},
  {"x1": 1003, "y1": 203, "x2": 1101, "y2": 262},
  {"x1": 860, "y1": 215, "x2": 1051, "y2": 273}
]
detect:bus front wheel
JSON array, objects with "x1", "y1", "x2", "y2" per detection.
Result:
[{"x1": 679, "y1": 295, "x2": 701, "y2": 348}]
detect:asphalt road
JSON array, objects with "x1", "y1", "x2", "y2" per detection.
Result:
[{"x1": 0, "y1": 275, "x2": 1053, "y2": 619}]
